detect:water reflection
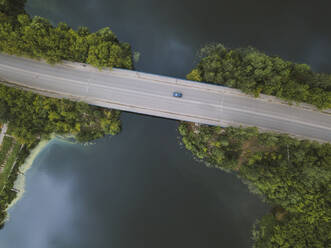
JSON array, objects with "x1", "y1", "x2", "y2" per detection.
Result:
[
  {"x1": 26, "y1": 0, "x2": 331, "y2": 76},
  {"x1": 0, "y1": 113, "x2": 268, "y2": 248},
  {"x1": 1, "y1": 0, "x2": 330, "y2": 247}
]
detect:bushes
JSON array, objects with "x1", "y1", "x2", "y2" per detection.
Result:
[{"x1": 187, "y1": 44, "x2": 331, "y2": 109}]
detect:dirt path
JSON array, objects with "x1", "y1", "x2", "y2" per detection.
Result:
[{"x1": 0, "y1": 123, "x2": 8, "y2": 147}]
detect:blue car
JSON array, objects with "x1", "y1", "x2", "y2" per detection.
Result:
[{"x1": 173, "y1": 92, "x2": 183, "y2": 98}]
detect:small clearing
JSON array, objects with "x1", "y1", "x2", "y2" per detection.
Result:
[
  {"x1": 235, "y1": 137, "x2": 276, "y2": 171},
  {"x1": 0, "y1": 123, "x2": 8, "y2": 147}
]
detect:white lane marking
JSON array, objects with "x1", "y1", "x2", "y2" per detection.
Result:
[
  {"x1": 0, "y1": 64, "x2": 330, "y2": 131},
  {"x1": 2, "y1": 59, "x2": 330, "y2": 122},
  {"x1": 86, "y1": 74, "x2": 90, "y2": 94},
  {"x1": 0, "y1": 64, "x2": 87, "y2": 86},
  {"x1": 221, "y1": 91, "x2": 224, "y2": 112},
  {"x1": 1, "y1": 53, "x2": 331, "y2": 115},
  {"x1": 4, "y1": 78, "x2": 331, "y2": 144},
  {"x1": 89, "y1": 84, "x2": 331, "y2": 131},
  {"x1": 1, "y1": 59, "x2": 331, "y2": 116}
]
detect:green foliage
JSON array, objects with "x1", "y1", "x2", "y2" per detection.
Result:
[
  {"x1": 0, "y1": 10, "x2": 133, "y2": 69},
  {"x1": 0, "y1": 142, "x2": 32, "y2": 228},
  {"x1": 186, "y1": 69, "x2": 202, "y2": 82},
  {"x1": 179, "y1": 123, "x2": 258, "y2": 170},
  {"x1": 253, "y1": 213, "x2": 330, "y2": 248},
  {"x1": 240, "y1": 139, "x2": 331, "y2": 224},
  {"x1": 0, "y1": 141, "x2": 20, "y2": 190},
  {"x1": 0, "y1": 136, "x2": 12, "y2": 164},
  {"x1": 188, "y1": 43, "x2": 331, "y2": 109},
  {"x1": 0, "y1": 84, "x2": 121, "y2": 144},
  {"x1": 0, "y1": 0, "x2": 26, "y2": 21},
  {"x1": 0, "y1": 0, "x2": 125, "y2": 144},
  {"x1": 0, "y1": 0, "x2": 127, "y2": 230},
  {"x1": 179, "y1": 122, "x2": 331, "y2": 246}
]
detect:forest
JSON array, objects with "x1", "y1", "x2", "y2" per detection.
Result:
[
  {"x1": 0, "y1": 133, "x2": 26, "y2": 228},
  {"x1": 0, "y1": 83, "x2": 122, "y2": 226},
  {"x1": 0, "y1": 84, "x2": 121, "y2": 144},
  {"x1": 0, "y1": 0, "x2": 134, "y2": 145},
  {"x1": 0, "y1": 0, "x2": 130, "y2": 227},
  {"x1": 0, "y1": 0, "x2": 133, "y2": 69},
  {"x1": 179, "y1": 123, "x2": 331, "y2": 247},
  {"x1": 0, "y1": 0, "x2": 129, "y2": 145},
  {"x1": 184, "y1": 44, "x2": 331, "y2": 245},
  {"x1": 1, "y1": 0, "x2": 331, "y2": 246},
  {"x1": 187, "y1": 44, "x2": 331, "y2": 109}
]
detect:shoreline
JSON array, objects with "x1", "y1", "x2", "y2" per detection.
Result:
[
  {"x1": 6, "y1": 134, "x2": 78, "y2": 213},
  {"x1": 6, "y1": 138, "x2": 51, "y2": 212}
]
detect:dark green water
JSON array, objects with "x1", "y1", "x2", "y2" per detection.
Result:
[
  {"x1": 1, "y1": 1, "x2": 330, "y2": 247},
  {"x1": 0, "y1": 114, "x2": 267, "y2": 248}
]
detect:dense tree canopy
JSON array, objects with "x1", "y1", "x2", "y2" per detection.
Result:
[
  {"x1": 0, "y1": 101, "x2": 10, "y2": 122},
  {"x1": 0, "y1": 0, "x2": 133, "y2": 69},
  {"x1": 187, "y1": 44, "x2": 331, "y2": 109},
  {"x1": 252, "y1": 213, "x2": 330, "y2": 248},
  {"x1": 0, "y1": 0, "x2": 26, "y2": 19},
  {"x1": 179, "y1": 122, "x2": 331, "y2": 247},
  {"x1": 240, "y1": 138, "x2": 331, "y2": 224},
  {"x1": 0, "y1": 1, "x2": 130, "y2": 228},
  {"x1": 0, "y1": 85, "x2": 121, "y2": 144},
  {"x1": 0, "y1": 14, "x2": 133, "y2": 69},
  {"x1": 0, "y1": 0, "x2": 130, "y2": 144}
]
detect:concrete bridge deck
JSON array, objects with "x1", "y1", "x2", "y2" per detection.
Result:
[{"x1": 0, "y1": 53, "x2": 330, "y2": 142}]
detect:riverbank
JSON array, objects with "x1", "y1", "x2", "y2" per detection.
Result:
[
  {"x1": 0, "y1": 139, "x2": 30, "y2": 228},
  {"x1": 4, "y1": 132, "x2": 91, "y2": 223},
  {"x1": 179, "y1": 122, "x2": 331, "y2": 247},
  {"x1": 0, "y1": 79, "x2": 122, "y2": 228},
  {"x1": 0, "y1": 112, "x2": 269, "y2": 248},
  {"x1": 6, "y1": 138, "x2": 50, "y2": 212},
  {"x1": 0, "y1": 130, "x2": 90, "y2": 227}
]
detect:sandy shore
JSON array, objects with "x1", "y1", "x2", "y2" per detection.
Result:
[
  {"x1": 6, "y1": 138, "x2": 51, "y2": 211},
  {"x1": 6, "y1": 134, "x2": 82, "y2": 212}
]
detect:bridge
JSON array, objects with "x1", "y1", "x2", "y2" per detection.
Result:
[{"x1": 0, "y1": 53, "x2": 330, "y2": 142}]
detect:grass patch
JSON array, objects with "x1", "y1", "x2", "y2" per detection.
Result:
[
  {"x1": 0, "y1": 136, "x2": 13, "y2": 165},
  {"x1": 0, "y1": 142, "x2": 20, "y2": 192}
]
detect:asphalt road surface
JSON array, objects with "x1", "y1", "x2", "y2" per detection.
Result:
[{"x1": 0, "y1": 53, "x2": 330, "y2": 142}]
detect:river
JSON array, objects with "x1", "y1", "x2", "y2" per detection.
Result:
[{"x1": 1, "y1": 0, "x2": 330, "y2": 247}]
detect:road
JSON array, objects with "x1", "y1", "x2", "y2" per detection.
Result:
[{"x1": 0, "y1": 53, "x2": 330, "y2": 142}]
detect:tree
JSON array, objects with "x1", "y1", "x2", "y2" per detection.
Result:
[
  {"x1": 0, "y1": 101, "x2": 10, "y2": 122},
  {"x1": 253, "y1": 213, "x2": 330, "y2": 248},
  {"x1": 0, "y1": 0, "x2": 26, "y2": 17},
  {"x1": 187, "y1": 43, "x2": 331, "y2": 109}
]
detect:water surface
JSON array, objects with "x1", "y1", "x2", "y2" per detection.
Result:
[
  {"x1": 26, "y1": 0, "x2": 331, "y2": 76},
  {"x1": 0, "y1": 113, "x2": 267, "y2": 248},
  {"x1": 1, "y1": 0, "x2": 331, "y2": 247}
]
